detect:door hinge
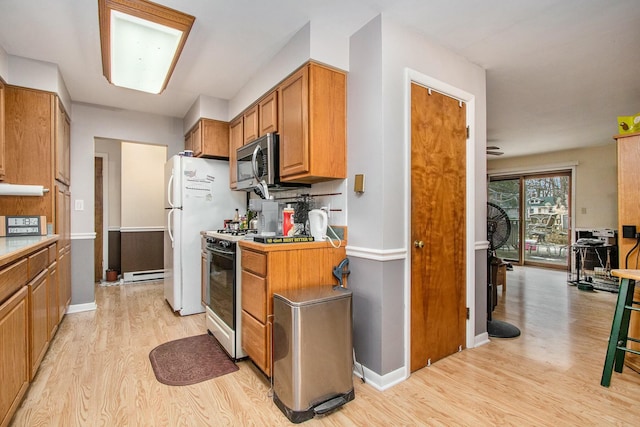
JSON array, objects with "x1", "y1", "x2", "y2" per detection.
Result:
[
  {"x1": 466, "y1": 126, "x2": 470, "y2": 139},
  {"x1": 466, "y1": 307, "x2": 470, "y2": 319}
]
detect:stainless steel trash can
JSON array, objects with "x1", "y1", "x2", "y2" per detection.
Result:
[{"x1": 272, "y1": 286, "x2": 354, "y2": 423}]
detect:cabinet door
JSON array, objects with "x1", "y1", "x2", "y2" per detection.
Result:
[
  {"x1": 201, "y1": 251, "x2": 207, "y2": 307},
  {"x1": 0, "y1": 79, "x2": 5, "y2": 180},
  {"x1": 0, "y1": 87, "x2": 55, "y2": 221},
  {"x1": 48, "y1": 261, "x2": 58, "y2": 339},
  {"x1": 55, "y1": 99, "x2": 70, "y2": 185},
  {"x1": 258, "y1": 91, "x2": 278, "y2": 136},
  {"x1": 0, "y1": 286, "x2": 29, "y2": 427},
  {"x1": 278, "y1": 66, "x2": 309, "y2": 178},
  {"x1": 243, "y1": 105, "x2": 259, "y2": 144},
  {"x1": 202, "y1": 119, "x2": 229, "y2": 158},
  {"x1": 229, "y1": 117, "x2": 243, "y2": 189},
  {"x1": 184, "y1": 129, "x2": 193, "y2": 154},
  {"x1": 28, "y1": 270, "x2": 48, "y2": 379},
  {"x1": 191, "y1": 121, "x2": 203, "y2": 157}
]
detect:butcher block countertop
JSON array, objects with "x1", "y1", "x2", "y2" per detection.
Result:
[
  {"x1": 0, "y1": 235, "x2": 59, "y2": 269},
  {"x1": 239, "y1": 238, "x2": 346, "y2": 253}
]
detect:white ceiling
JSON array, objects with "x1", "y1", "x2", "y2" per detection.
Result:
[{"x1": 1, "y1": 0, "x2": 639, "y2": 158}]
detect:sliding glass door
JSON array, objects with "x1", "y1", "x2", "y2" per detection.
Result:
[{"x1": 489, "y1": 171, "x2": 571, "y2": 269}]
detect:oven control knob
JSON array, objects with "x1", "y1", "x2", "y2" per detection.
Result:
[{"x1": 220, "y1": 240, "x2": 231, "y2": 249}]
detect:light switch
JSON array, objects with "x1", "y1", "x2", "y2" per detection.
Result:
[{"x1": 75, "y1": 199, "x2": 84, "y2": 211}]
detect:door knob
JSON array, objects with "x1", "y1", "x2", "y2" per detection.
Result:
[{"x1": 414, "y1": 240, "x2": 424, "y2": 248}]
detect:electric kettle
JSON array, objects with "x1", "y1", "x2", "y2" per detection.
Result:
[{"x1": 308, "y1": 209, "x2": 328, "y2": 241}]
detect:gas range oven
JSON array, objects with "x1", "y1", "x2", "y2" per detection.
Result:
[{"x1": 202, "y1": 231, "x2": 249, "y2": 360}]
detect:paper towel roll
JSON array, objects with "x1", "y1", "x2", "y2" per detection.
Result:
[{"x1": 0, "y1": 184, "x2": 47, "y2": 196}]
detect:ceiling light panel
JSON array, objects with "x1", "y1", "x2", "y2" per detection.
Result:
[{"x1": 98, "y1": 0, "x2": 195, "y2": 94}]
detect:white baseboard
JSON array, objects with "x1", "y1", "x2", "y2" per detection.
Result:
[
  {"x1": 353, "y1": 362, "x2": 407, "y2": 391},
  {"x1": 474, "y1": 332, "x2": 490, "y2": 347},
  {"x1": 66, "y1": 302, "x2": 97, "y2": 314},
  {"x1": 123, "y1": 269, "x2": 165, "y2": 283}
]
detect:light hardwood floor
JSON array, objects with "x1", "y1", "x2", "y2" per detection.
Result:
[{"x1": 10, "y1": 267, "x2": 640, "y2": 426}]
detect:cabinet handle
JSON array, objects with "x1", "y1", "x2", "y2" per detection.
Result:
[{"x1": 414, "y1": 240, "x2": 424, "y2": 248}]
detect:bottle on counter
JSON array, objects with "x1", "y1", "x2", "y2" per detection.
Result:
[
  {"x1": 233, "y1": 209, "x2": 239, "y2": 221},
  {"x1": 283, "y1": 204, "x2": 295, "y2": 236}
]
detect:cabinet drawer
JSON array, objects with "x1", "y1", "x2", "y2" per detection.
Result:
[
  {"x1": 241, "y1": 310, "x2": 269, "y2": 375},
  {"x1": 0, "y1": 258, "x2": 28, "y2": 305},
  {"x1": 241, "y1": 270, "x2": 267, "y2": 322},
  {"x1": 28, "y1": 248, "x2": 48, "y2": 281},
  {"x1": 241, "y1": 250, "x2": 267, "y2": 276},
  {"x1": 48, "y1": 243, "x2": 57, "y2": 264}
]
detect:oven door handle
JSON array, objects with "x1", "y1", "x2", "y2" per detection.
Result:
[{"x1": 208, "y1": 247, "x2": 235, "y2": 257}]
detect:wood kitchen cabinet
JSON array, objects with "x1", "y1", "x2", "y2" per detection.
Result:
[
  {"x1": 55, "y1": 98, "x2": 70, "y2": 186},
  {"x1": 0, "y1": 78, "x2": 5, "y2": 181},
  {"x1": 278, "y1": 62, "x2": 346, "y2": 183},
  {"x1": 0, "y1": 236, "x2": 59, "y2": 427},
  {"x1": 238, "y1": 240, "x2": 347, "y2": 377},
  {"x1": 185, "y1": 118, "x2": 229, "y2": 159},
  {"x1": 258, "y1": 90, "x2": 278, "y2": 136},
  {"x1": 0, "y1": 286, "x2": 29, "y2": 427},
  {"x1": 229, "y1": 117, "x2": 244, "y2": 189},
  {"x1": 615, "y1": 131, "x2": 640, "y2": 372},
  {"x1": 0, "y1": 86, "x2": 72, "y2": 319},
  {"x1": 243, "y1": 104, "x2": 259, "y2": 144}
]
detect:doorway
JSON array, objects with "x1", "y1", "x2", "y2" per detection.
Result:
[
  {"x1": 488, "y1": 171, "x2": 571, "y2": 269},
  {"x1": 410, "y1": 83, "x2": 467, "y2": 372}
]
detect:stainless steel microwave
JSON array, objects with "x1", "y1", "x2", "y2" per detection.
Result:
[{"x1": 236, "y1": 133, "x2": 308, "y2": 191}]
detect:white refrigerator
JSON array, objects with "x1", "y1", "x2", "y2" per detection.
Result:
[{"x1": 164, "y1": 155, "x2": 245, "y2": 316}]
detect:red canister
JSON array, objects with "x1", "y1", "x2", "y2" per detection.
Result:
[{"x1": 283, "y1": 206, "x2": 295, "y2": 236}]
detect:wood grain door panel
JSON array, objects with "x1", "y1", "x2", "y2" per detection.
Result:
[{"x1": 410, "y1": 83, "x2": 467, "y2": 372}]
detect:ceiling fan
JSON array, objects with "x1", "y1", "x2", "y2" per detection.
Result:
[{"x1": 486, "y1": 145, "x2": 504, "y2": 156}]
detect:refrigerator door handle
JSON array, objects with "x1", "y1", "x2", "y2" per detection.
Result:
[
  {"x1": 167, "y1": 173, "x2": 175, "y2": 208},
  {"x1": 167, "y1": 209, "x2": 175, "y2": 247}
]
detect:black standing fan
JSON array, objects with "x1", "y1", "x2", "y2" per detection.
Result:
[{"x1": 487, "y1": 202, "x2": 521, "y2": 338}]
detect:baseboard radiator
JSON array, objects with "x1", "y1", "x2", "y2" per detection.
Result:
[{"x1": 123, "y1": 269, "x2": 165, "y2": 283}]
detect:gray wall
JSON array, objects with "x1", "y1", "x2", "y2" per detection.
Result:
[{"x1": 346, "y1": 14, "x2": 488, "y2": 384}]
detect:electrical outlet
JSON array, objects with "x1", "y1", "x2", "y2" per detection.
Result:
[{"x1": 75, "y1": 199, "x2": 84, "y2": 211}]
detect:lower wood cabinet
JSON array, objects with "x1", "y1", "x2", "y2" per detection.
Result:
[
  {"x1": 0, "y1": 286, "x2": 29, "y2": 427},
  {"x1": 28, "y1": 270, "x2": 49, "y2": 380},
  {"x1": 239, "y1": 241, "x2": 346, "y2": 377},
  {"x1": 0, "y1": 238, "x2": 61, "y2": 427}
]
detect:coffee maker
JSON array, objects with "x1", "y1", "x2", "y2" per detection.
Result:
[{"x1": 249, "y1": 198, "x2": 279, "y2": 236}]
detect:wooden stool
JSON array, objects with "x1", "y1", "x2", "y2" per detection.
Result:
[{"x1": 601, "y1": 269, "x2": 640, "y2": 387}]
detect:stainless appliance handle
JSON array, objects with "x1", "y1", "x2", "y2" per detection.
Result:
[
  {"x1": 208, "y1": 246, "x2": 235, "y2": 257},
  {"x1": 251, "y1": 145, "x2": 261, "y2": 181}
]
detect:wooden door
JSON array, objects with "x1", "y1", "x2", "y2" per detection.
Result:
[
  {"x1": 229, "y1": 117, "x2": 243, "y2": 189},
  {"x1": 278, "y1": 66, "x2": 308, "y2": 178},
  {"x1": 94, "y1": 157, "x2": 103, "y2": 282},
  {"x1": 410, "y1": 83, "x2": 467, "y2": 372}
]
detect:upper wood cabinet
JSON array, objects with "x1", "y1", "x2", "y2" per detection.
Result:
[
  {"x1": 55, "y1": 99, "x2": 70, "y2": 186},
  {"x1": 278, "y1": 62, "x2": 346, "y2": 183},
  {"x1": 0, "y1": 79, "x2": 5, "y2": 181},
  {"x1": 229, "y1": 117, "x2": 244, "y2": 189},
  {"x1": 258, "y1": 90, "x2": 278, "y2": 136},
  {"x1": 1, "y1": 87, "x2": 57, "y2": 223},
  {"x1": 185, "y1": 118, "x2": 229, "y2": 159},
  {"x1": 243, "y1": 105, "x2": 259, "y2": 144}
]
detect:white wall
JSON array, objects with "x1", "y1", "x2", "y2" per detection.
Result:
[
  {"x1": 120, "y1": 142, "x2": 166, "y2": 228},
  {"x1": 0, "y1": 44, "x2": 8, "y2": 81},
  {"x1": 95, "y1": 138, "x2": 122, "y2": 227},
  {"x1": 6, "y1": 55, "x2": 71, "y2": 113},
  {"x1": 182, "y1": 95, "x2": 229, "y2": 134},
  {"x1": 71, "y1": 103, "x2": 183, "y2": 234},
  {"x1": 488, "y1": 143, "x2": 617, "y2": 229},
  {"x1": 345, "y1": 14, "x2": 487, "y2": 386}
]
